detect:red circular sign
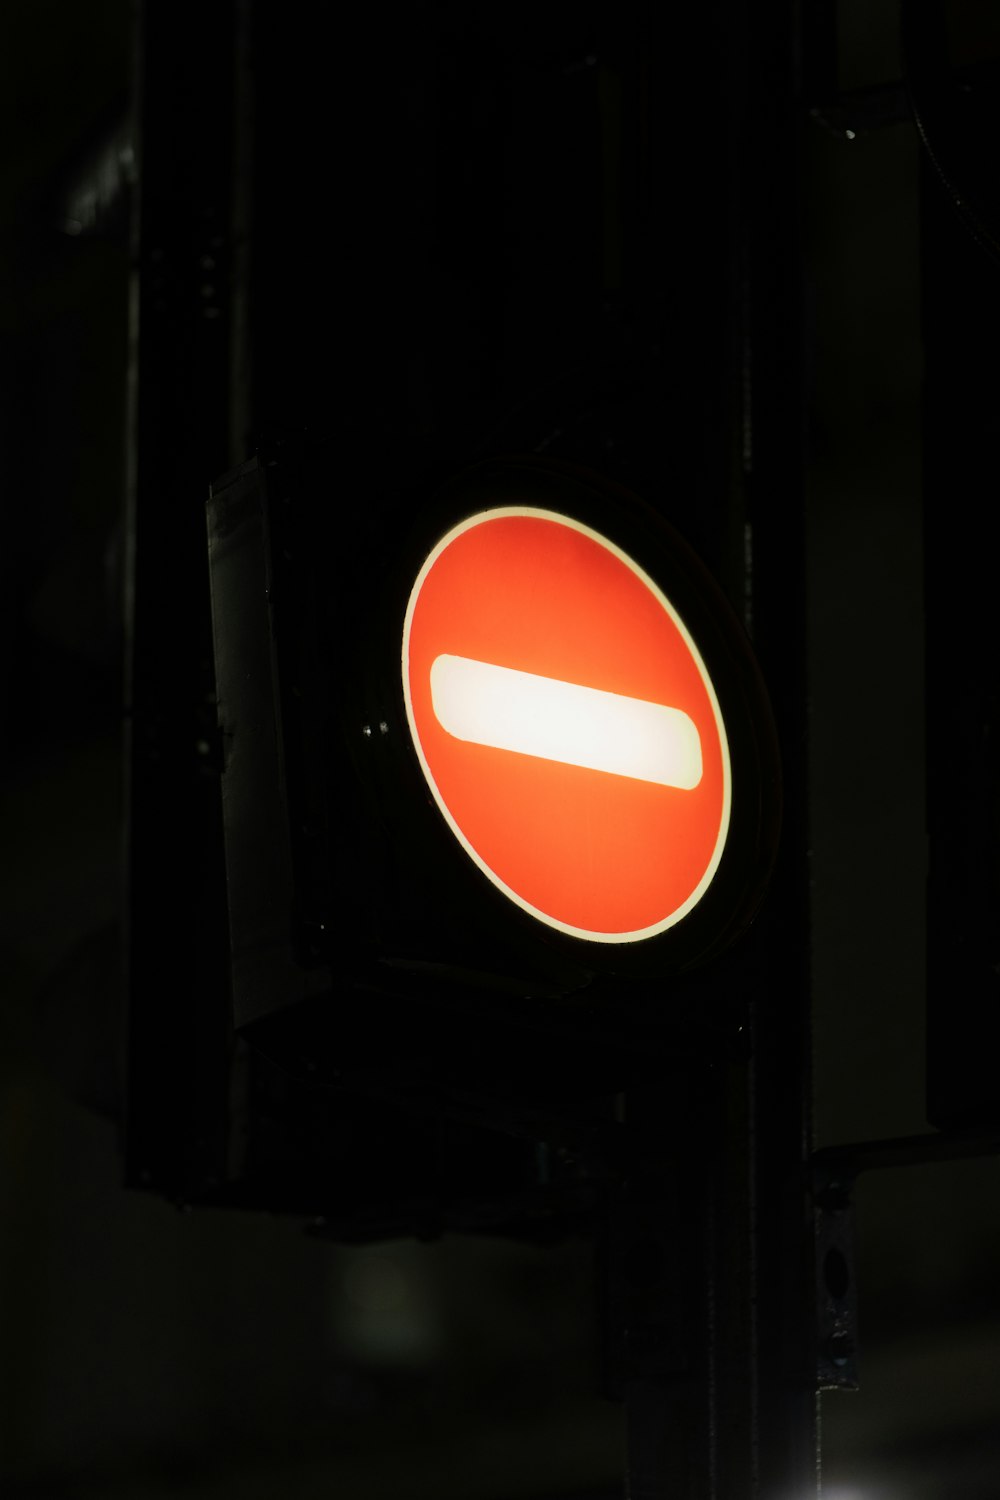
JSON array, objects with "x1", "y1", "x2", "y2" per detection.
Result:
[{"x1": 402, "y1": 508, "x2": 731, "y2": 943}]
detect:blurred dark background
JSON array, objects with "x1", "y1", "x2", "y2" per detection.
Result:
[{"x1": 2, "y1": 1, "x2": 1000, "y2": 1497}]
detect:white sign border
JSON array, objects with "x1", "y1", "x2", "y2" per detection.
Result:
[{"x1": 401, "y1": 506, "x2": 733, "y2": 944}]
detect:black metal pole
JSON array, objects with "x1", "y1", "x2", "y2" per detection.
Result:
[
  {"x1": 619, "y1": 0, "x2": 816, "y2": 1493},
  {"x1": 124, "y1": 0, "x2": 240, "y2": 1201}
]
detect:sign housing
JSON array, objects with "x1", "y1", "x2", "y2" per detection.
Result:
[{"x1": 392, "y1": 457, "x2": 781, "y2": 979}]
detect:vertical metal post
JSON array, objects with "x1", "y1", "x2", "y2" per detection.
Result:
[
  {"x1": 738, "y1": 0, "x2": 817, "y2": 1491},
  {"x1": 618, "y1": 0, "x2": 816, "y2": 1493},
  {"x1": 124, "y1": 1, "x2": 241, "y2": 1199}
]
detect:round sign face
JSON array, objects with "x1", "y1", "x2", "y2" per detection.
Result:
[{"x1": 402, "y1": 508, "x2": 731, "y2": 944}]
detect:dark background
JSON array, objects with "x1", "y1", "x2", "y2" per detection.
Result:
[{"x1": 1, "y1": 1, "x2": 999, "y2": 1497}]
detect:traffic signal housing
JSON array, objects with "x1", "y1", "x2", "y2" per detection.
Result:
[{"x1": 205, "y1": 437, "x2": 782, "y2": 1112}]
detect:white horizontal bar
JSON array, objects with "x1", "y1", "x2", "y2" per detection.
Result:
[{"x1": 430, "y1": 654, "x2": 703, "y2": 789}]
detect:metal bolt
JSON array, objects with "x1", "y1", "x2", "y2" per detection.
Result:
[{"x1": 825, "y1": 1332, "x2": 854, "y2": 1367}]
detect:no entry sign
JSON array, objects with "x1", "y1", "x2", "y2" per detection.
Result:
[{"x1": 402, "y1": 507, "x2": 732, "y2": 944}]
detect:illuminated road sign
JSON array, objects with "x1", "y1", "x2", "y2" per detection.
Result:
[{"x1": 402, "y1": 507, "x2": 731, "y2": 943}]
